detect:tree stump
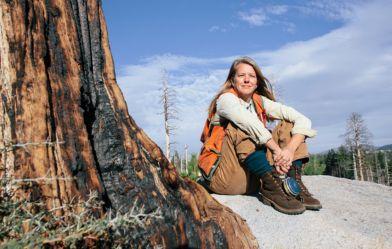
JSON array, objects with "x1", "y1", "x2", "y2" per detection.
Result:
[{"x1": 0, "y1": 1, "x2": 259, "y2": 248}]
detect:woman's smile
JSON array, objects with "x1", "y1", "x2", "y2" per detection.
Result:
[{"x1": 233, "y1": 63, "x2": 258, "y2": 102}]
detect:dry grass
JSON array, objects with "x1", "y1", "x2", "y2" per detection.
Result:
[{"x1": 0, "y1": 179, "x2": 163, "y2": 248}]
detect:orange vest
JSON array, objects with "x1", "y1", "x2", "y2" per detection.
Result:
[{"x1": 198, "y1": 88, "x2": 267, "y2": 180}]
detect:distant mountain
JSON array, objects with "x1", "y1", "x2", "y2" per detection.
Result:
[{"x1": 378, "y1": 144, "x2": 392, "y2": 150}]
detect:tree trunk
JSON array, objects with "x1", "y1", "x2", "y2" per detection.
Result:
[
  {"x1": 374, "y1": 153, "x2": 380, "y2": 183},
  {"x1": 0, "y1": 1, "x2": 258, "y2": 248},
  {"x1": 357, "y1": 148, "x2": 364, "y2": 181},
  {"x1": 384, "y1": 152, "x2": 390, "y2": 186},
  {"x1": 352, "y1": 152, "x2": 358, "y2": 180}
]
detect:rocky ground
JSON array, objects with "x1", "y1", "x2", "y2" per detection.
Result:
[{"x1": 213, "y1": 175, "x2": 392, "y2": 249}]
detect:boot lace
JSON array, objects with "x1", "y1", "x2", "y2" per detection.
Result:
[
  {"x1": 272, "y1": 174, "x2": 294, "y2": 200},
  {"x1": 295, "y1": 168, "x2": 311, "y2": 197}
]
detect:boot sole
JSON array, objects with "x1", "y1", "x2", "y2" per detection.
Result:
[
  {"x1": 259, "y1": 194, "x2": 306, "y2": 215},
  {"x1": 304, "y1": 204, "x2": 322, "y2": 210}
]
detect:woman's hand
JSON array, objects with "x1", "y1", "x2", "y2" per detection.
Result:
[
  {"x1": 274, "y1": 147, "x2": 295, "y2": 172},
  {"x1": 271, "y1": 133, "x2": 305, "y2": 173},
  {"x1": 272, "y1": 149, "x2": 283, "y2": 173},
  {"x1": 266, "y1": 138, "x2": 288, "y2": 174},
  {"x1": 275, "y1": 165, "x2": 287, "y2": 174},
  {"x1": 272, "y1": 149, "x2": 294, "y2": 175}
]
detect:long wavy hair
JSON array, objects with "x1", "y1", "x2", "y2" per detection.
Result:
[{"x1": 207, "y1": 56, "x2": 275, "y2": 116}]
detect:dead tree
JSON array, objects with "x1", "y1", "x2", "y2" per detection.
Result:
[
  {"x1": 383, "y1": 151, "x2": 390, "y2": 186},
  {"x1": 374, "y1": 153, "x2": 380, "y2": 183},
  {"x1": 184, "y1": 144, "x2": 189, "y2": 174},
  {"x1": 384, "y1": 152, "x2": 390, "y2": 186},
  {"x1": 352, "y1": 153, "x2": 358, "y2": 180},
  {"x1": 0, "y1": 1, "x2": 258, "y2": 248},
  {"x1": 344, "y1": 113, "x2": 372, "y2": 181},
  {"x1": 160, "y1": 69, "x2": 177, "y2": 162}
]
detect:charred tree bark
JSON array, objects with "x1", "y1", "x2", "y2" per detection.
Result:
[{"x1": 0, "y1": 1, "x2": 258, "y2": 248}]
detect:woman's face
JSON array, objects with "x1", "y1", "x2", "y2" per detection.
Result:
[{"x1": 233, "y1": 63, "x2": 258, "y2": 102}]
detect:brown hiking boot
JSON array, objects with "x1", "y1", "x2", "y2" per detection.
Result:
[
  {"x1": 290, "y1": 167, "x2": 322, "y2": 210},
  {"x1": 259, "y1": 171, "x2": 305, "y2": 215}
]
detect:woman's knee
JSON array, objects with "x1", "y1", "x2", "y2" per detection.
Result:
[
  {"x1": 209, "y1": 166, "x2": 247, "y2": 195},
  {"x1": 272, "y1": 120, "x2": 309, "y2": 161},
  {"x1": 224, "y1": 122, "x2": 258, "y2": 162}
]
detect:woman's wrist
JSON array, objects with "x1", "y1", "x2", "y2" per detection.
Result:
[
  {"x1": 285, "y1": 134, "x2": 305, "y2": 153},
  {"x1": 265, "y1": 138, "x2": 281, "y2": 153},
  {"x1": 285, "y1": 145, "x2": 296, "y2": 153}
]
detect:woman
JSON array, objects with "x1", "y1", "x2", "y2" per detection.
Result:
[{"x1": 198, "y1": 57, "x2": 321, "y2": 215}]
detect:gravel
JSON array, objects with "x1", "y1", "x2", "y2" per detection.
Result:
[{"x1": 212, "y1": 175, "x2": 392, "y2": 249}]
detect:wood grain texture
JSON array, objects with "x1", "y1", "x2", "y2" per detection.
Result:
[{"x1": 0, "y1": 1, "x2": 259, "y2": 248}]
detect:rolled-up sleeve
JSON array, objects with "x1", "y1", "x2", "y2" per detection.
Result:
[
  {"x1": 262, "y1": 96, "x2": 317, "y2": 138},
  {"x1": 216, "y1": 93, "x2": 272, "y2": 145}
]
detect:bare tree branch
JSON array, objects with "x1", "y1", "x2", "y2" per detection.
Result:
[
  {"x1": 160, "y1": 69, "x2": 179, "y2": 161},
  {"x1": 343, "y1": 112, "x2": 373, "y2": 181}
]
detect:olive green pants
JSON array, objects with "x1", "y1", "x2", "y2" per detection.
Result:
[{"x1": 209, "y1": 121, "x2": 309, "y2": 195}]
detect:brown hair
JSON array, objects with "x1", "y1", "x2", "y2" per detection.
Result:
[{"x1": 207, "y1": 56, "x2": 275, "y2": 116}]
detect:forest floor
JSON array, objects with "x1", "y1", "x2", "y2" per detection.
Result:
[{"x1": 213, "y1": 175, "x2": 392, "y2": 249}]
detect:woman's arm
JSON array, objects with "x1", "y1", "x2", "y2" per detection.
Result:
[
  {"x1": 217, "y1": 93, "x2": 314, "y2": 171},
  {"x1": 262, "y1": 96, "x2": 316, "y2": 168},
  {"x1": 265, "y1": 138, "x2": 287, "y2": 174},
  {"x1": 262, "y1": 96, "x2": 317, "y2": 138},
  {"x1": 217, "y1": 93, "x2": 289, "y2": 173},
  {"x1": 276, "y1": 134, "x2": 305, "y2": 171}
]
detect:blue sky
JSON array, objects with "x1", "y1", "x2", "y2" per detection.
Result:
[
  {"x1": 102, "y1": 0, "x2": 392, "y2": 154},
  {"x1": 103, "y1": 0, "x2": 343, "y2": 66}
]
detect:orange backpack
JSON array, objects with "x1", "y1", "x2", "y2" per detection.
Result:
[{"x1": 198, "y1": 88, "x2": 267, "y2": 180}]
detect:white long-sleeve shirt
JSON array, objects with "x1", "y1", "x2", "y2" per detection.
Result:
[{"x1": 216, "y1": 92, "x2": 317, "y2": 145}]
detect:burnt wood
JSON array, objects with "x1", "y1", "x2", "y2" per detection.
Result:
[{"x1": 0, "y1": 1, "x2": 259, "y2": 248}]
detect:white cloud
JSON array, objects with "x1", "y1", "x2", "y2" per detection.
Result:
[
  {"x1": 236, "y1": 5, "x2": 294, "y2": 32},
  {"x1": 208, "y1": 25, "x2": 227, "y2": 33},
  {"x1": 237, "y1": 5, "x2": 288, "y2": 27},
  {"x1": 267, "y1": 5, "x2": 289, "y2": 15},
  {"x1": 237, "y1": 1, "x2": 369, "y2": 31},
  {"x1": 297, "y1": 0, "x2": 367, "y2": 21},
  {"x1": 282, "y1": 22, "x2": 296, "y2": 33},
  {"x1": 117, "y1": 54, "x2": 234, "y2": 153},
  {"x1": 238, "y1": 9, "x2": 267, "y2": 26},
  {"x1": 118, "y1": 0, "x2": 392, "y2": 154},
  {"x1": 208, "y1": 25, "x2": 219, "y2": 32}
]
